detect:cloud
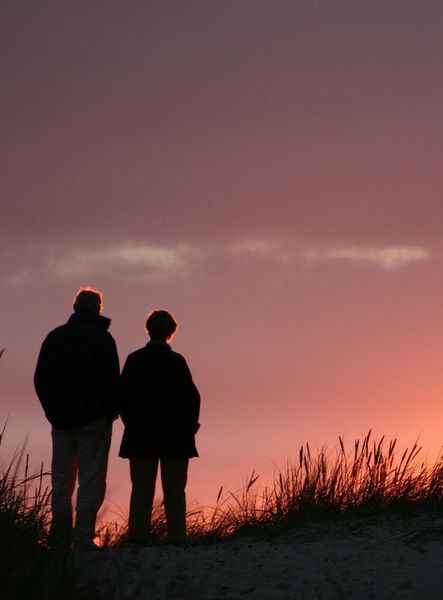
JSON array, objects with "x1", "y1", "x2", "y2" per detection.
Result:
[
  {"x1": 227, "y1": 238, "x2": 431, "y2": 271},
  {"x1": 227, "y1": 239, "x2": 292, "y2": 262},
  {"x1": 45, "y1": 238, "x2": 298, "y2": 284},
  {"x1": 47, "y1": 242, "x2": 200, "y2": 281},
  {"x1": 304, "y1": 245, "x2": 431, "y2": 270},
  {"x1": 10, "y1": 239, "x2": 431, "y2": 290}
]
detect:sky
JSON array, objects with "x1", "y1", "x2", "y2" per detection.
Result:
[{"x1": 1, "y1": 1, "x2": 443, "y2": 522}]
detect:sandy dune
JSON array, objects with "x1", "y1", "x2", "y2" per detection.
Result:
[{"x1": 73, "y1": 514, "x2": 442, "y2": 599}]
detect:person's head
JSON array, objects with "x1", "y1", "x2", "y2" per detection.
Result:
[
  {"x1": 145, "y1": 309, "x2": 177, "y2": 342},
  {"x1": 73, "y1": 286, "x2": 103, "y2": 315}
]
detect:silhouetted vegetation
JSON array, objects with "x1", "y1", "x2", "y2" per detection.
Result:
[
  {"x1": 0, "y1": 435, "x2": 58, "y2": 599},
  {"x1": 102, "y1": 431, "x2": 442, "y2": 547}
]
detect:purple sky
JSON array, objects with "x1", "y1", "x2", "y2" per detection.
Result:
[{"x1": 2, "y1": 1, "x2": 443, "y2": 519}]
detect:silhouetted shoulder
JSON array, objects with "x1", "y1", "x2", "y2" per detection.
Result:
[
  {"x1": 44, "y1": 323, "x2": 69, "y2": 340},
  {"x1": 171, "y1": 350, "x2": 187, "y2": 362},
  {"x1": 126, "y1": 347, "x2": 148, "y2": 361},
  {"x1": 166, "y1": 349, "x2": 192, "y2": 370},
  {"x1": 121, "y1": 344, "x2": 193, "y2": 375}
]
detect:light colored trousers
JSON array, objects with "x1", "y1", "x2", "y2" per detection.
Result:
[
  {"x1": 128, "y1": 456, "x2": 189, "y2": 544},
  {"x1": 50, "y1": 417, "x2": 112, "y2": 547}
]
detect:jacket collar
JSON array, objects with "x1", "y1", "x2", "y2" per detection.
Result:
[
  {"x1": 146, "y1": 340, "x2": 171, "y2": 350},
  {"x1": 68, "y1": 311, "x2": 111, "y2": 331}
]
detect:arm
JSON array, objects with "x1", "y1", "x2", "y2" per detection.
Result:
[
  {"x1": 34, "y1": 335, "x2": 58, "y2": 413},
  {"x1": 174, "y1": 356, "x2": 201, "y2": 434},
  {"x1": 118, "y1": 354, "x2": 136, "y2": 425},
  {"x1": 95, "y1": 333, "x2": 120, "y2": 418},
  {"x1": 34, "y1": 332, "x2": 70, "y2": 427}
]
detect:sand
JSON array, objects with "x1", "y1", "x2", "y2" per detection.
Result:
[{"x1": 71, "y1": 513, "x2": 442, "y2": 599}]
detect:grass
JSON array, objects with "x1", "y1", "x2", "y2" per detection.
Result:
[
  {"x1": 102, "y1": 430, "x2": 442, "y2": 547},
  {"x1": 0, "y1": 434, "x2": 58, "y2": 600}
]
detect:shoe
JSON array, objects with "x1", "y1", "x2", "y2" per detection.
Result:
[{"x1": 72, "y1": 540, "x2": 99, "y2": 552}]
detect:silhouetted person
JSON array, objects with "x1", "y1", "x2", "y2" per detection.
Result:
[
  {"x1": 34, "y1": 287, "x2": 120, "y2": 550},
  {"x1": 119, "y1": 309, "x2": 200, "y2": 544}
]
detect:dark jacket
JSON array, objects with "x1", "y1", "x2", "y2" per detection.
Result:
[
  {"x1": 118, "y1": 342, "x2": 200, "y2": 458},
  {"x1": 34, "y1": 311, "x2": 120, "y2": 430}
]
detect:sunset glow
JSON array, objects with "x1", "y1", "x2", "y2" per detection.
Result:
[{"x1": 2, "y1": 1, "x2": 443, "y2": 523}]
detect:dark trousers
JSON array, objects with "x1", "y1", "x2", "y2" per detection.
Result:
[{"x1": 128, "y1": 456, "x2": 189, "y2": 543}]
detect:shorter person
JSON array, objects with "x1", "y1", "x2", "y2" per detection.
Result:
[{"x1": 119, "y1": 309, "x2": 200, "y2": 544}]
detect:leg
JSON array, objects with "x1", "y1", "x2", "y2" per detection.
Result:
[
  {"x1": 160, "y1": 457, "x2": 189, "y2": 543},
  {"x1": 50, "y1": 428, "x2": 77, "y2": 548},
  {"x1": 128, "y1": 457, "x2": 158, "y2": 543},
  {"x1": 73, "y1": 417, "x2": 112, "y2": 546}
]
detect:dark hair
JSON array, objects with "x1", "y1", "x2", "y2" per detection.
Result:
[
  {"x1": 73, "y1": 287, "x2": 103, "y2": 314},
  {"x1": 145, "y1": 309, "x2": 177, "y2": 341}
]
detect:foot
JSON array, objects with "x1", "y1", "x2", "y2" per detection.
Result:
[{"x1": 72, "y1": 540, "x2": 99, "y2": 552}]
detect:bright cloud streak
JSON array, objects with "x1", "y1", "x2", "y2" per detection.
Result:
[
  {"x1": 304, "y1": 245, "x2": 431, "y2": 270},
  {"x1": 44, "y1": 240, "x2": 432, "y2": 282},
  {"x1": 46, "y1": 242, "x2": 200, "y2": 280},
  {"x1": 228, "y1": 239, "x2": 431, "y2": 271},
  {"x1": 228, "y1": 239, "x2": 276, "y2": 256},
  {"x1": 227, "y1": 239, "x2": 292, "y2": 263}
]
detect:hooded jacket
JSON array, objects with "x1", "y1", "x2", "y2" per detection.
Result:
[
  {"x1": 119, "y1": 342, "x2": 200, "y2": 458},
  {"x1": 34, "y1": 311, "x2": 120, "y2": 430}
]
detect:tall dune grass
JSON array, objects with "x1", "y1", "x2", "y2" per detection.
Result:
[
  {"x1": 201, "y1": 431, "x2": 442, "y2": 539},
  {"x1": 0, "y1": 435, "x2": 55, "y2": 599},
  {"x1": 103, "y1": 430, "x2": 442, "y2": 546}
]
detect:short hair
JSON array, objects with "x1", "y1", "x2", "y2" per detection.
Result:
[
  {"x1": 73, "y1": 286, "x2": 103, "y2": 314},
  {"x1": 145, "y1": 309, "x2": 177, "y2": 340}
]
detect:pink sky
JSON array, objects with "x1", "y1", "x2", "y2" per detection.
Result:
[{"x1": 1, "y1": 1, "x2": 443, "y2": 520}]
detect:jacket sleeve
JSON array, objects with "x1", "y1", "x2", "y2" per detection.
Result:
[
  {"x1": 95, "y1": 333, "x2": 120, "y2": 418},
  {"x1": 118, "y1": 354, "x2": 135, "y2": 425},
  {"x1": 174, "y1": 356, "x2": 201, "y2": 434},
  {"x1": 33, "y1": 334, "x2": 58, "y2": 415}
]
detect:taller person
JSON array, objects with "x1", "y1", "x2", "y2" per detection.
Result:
[
  {"x1": 34, "y1": 287, "x2": 120, "y2": 550},
  {"x1": 119, "y1": 309, "x2": 200, "y2": 545}
]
